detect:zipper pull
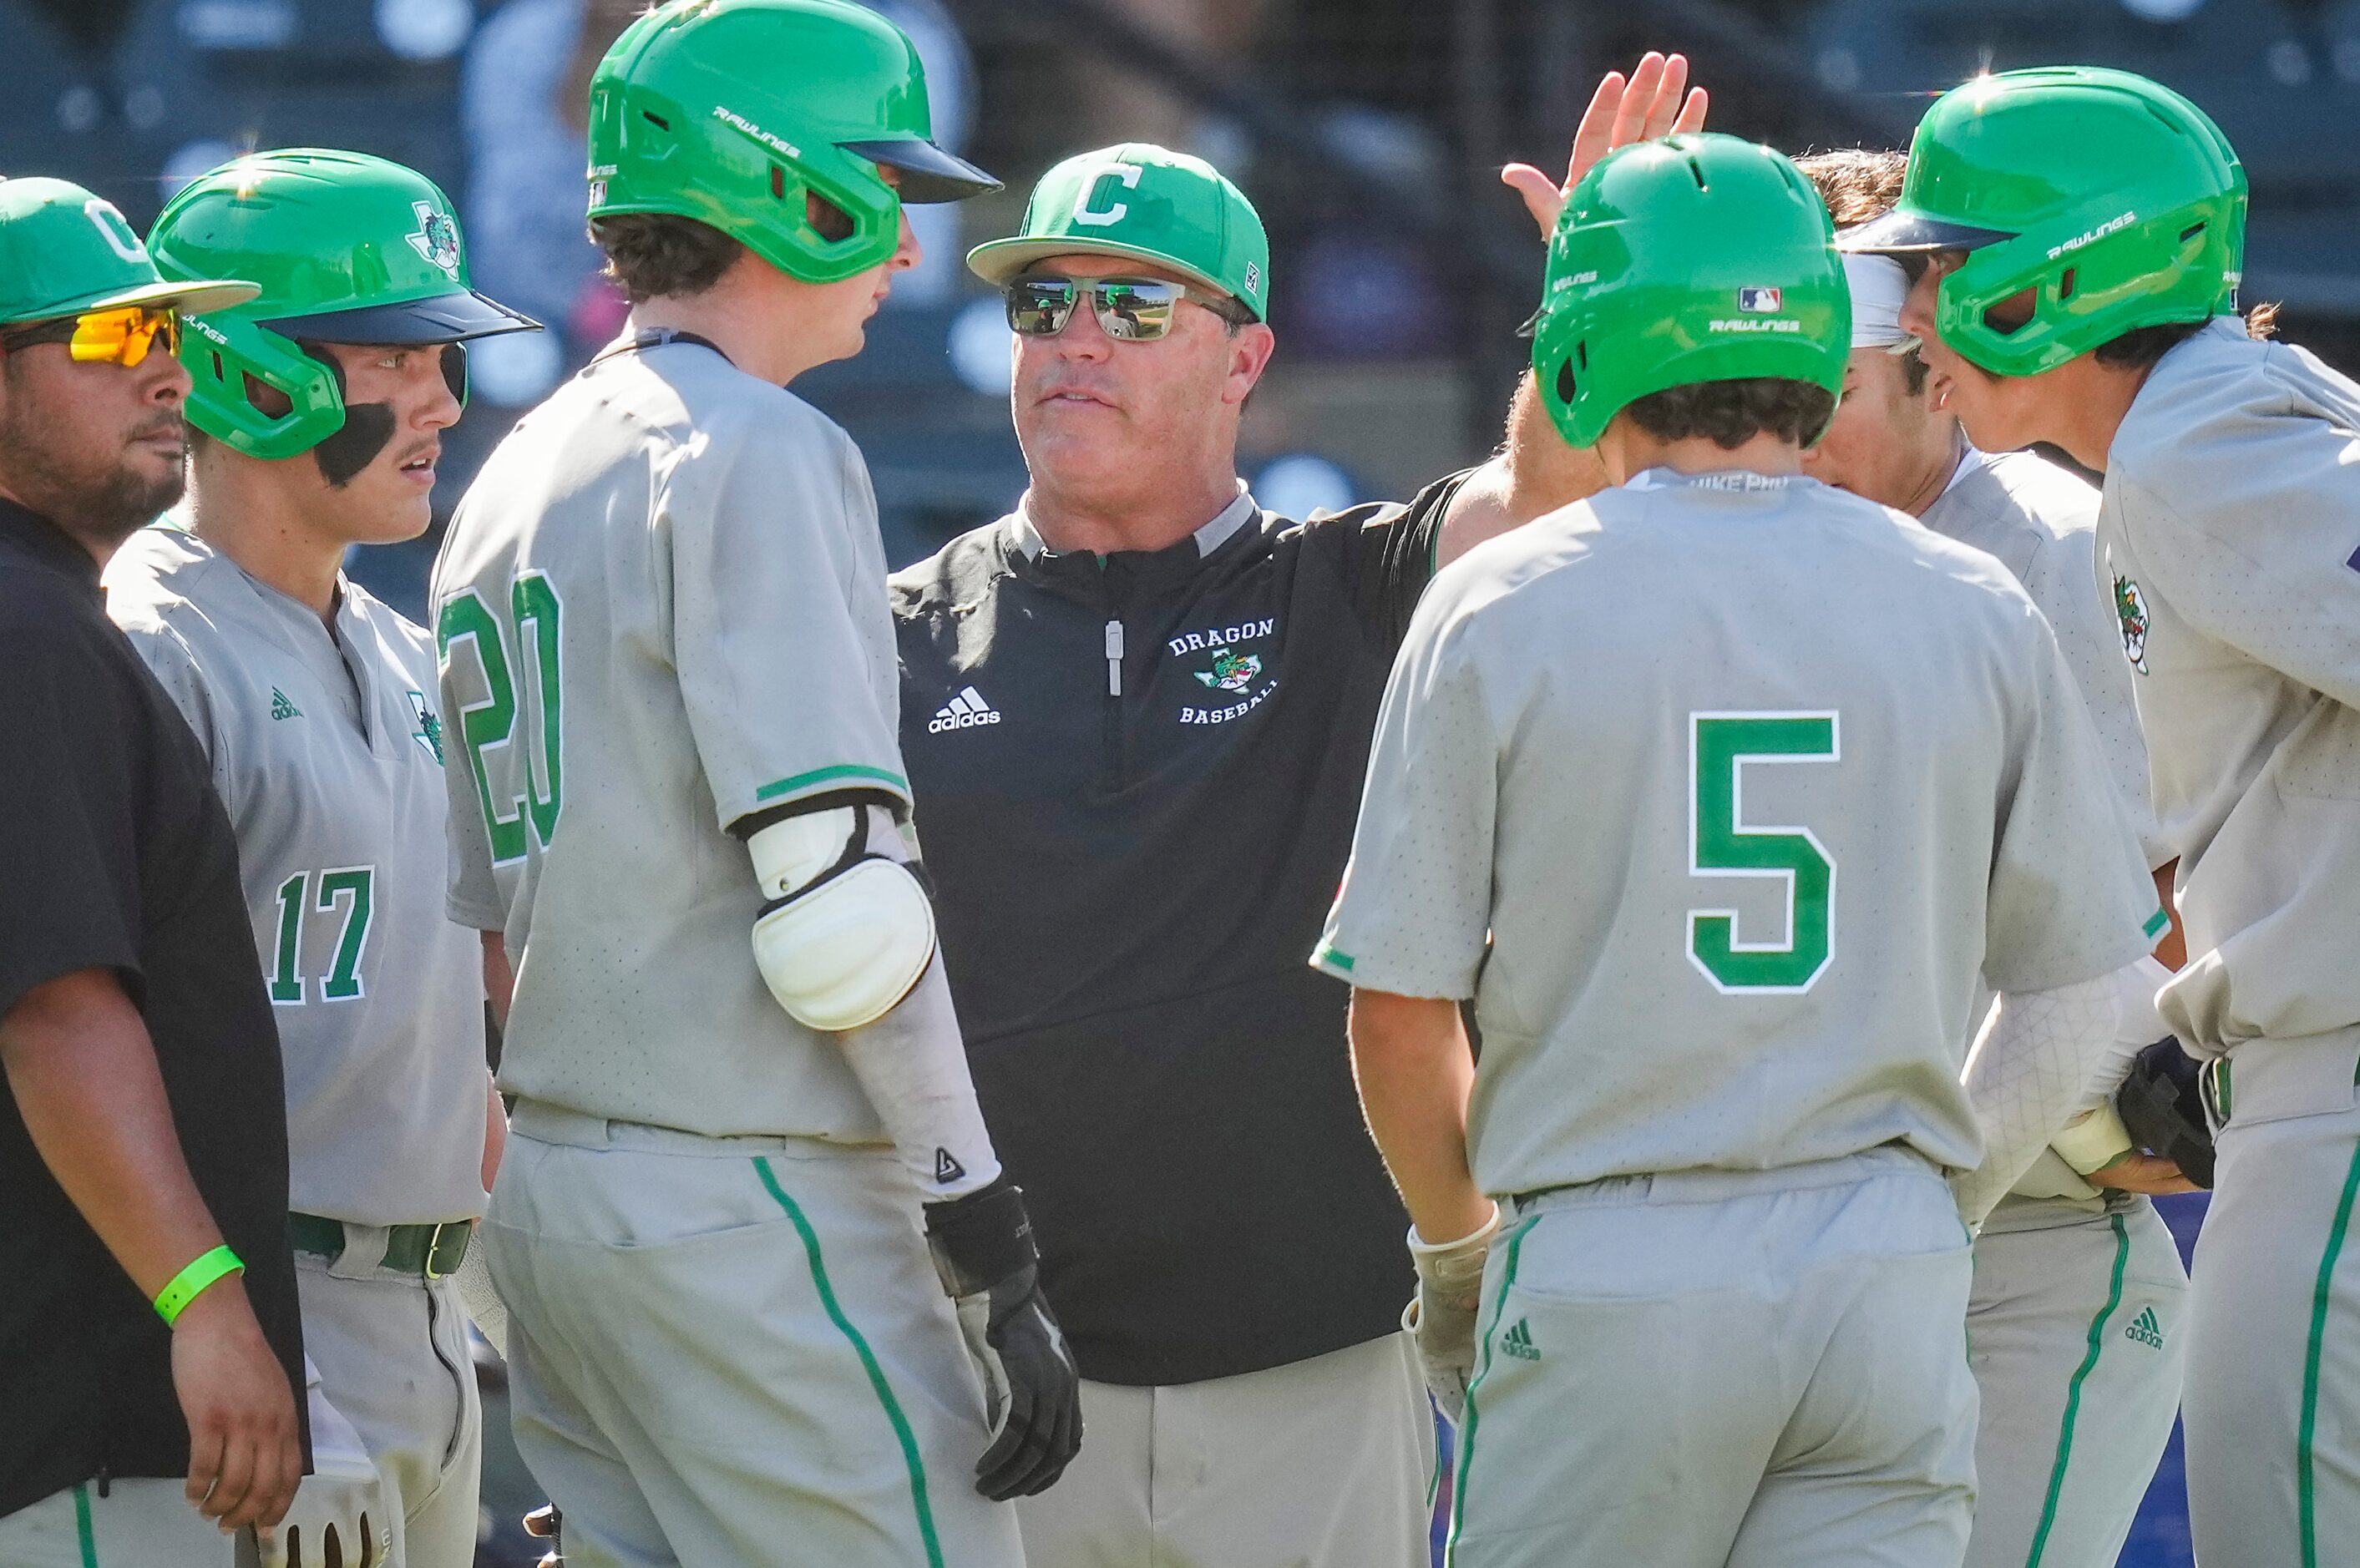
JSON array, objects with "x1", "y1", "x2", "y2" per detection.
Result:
[{"x1": 1104, "y1": 620, "x2": 1125, "y2": 697}]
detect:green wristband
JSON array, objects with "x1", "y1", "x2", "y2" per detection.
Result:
[{"x1": 154, "y1": 1245, "x2": 243, "y2": 1327}]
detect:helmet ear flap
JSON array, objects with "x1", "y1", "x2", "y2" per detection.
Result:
[{"x1": 182, "y1": 315, "x2": 347, "y2": 459}]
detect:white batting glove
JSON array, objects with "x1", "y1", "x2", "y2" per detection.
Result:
[
  {"x1": 1402, "y1": 1204, "x2": 1502, "y2": 1427},
  {"x1": 258, "y1": 1364, "x2": 398, "y2": 1568}
]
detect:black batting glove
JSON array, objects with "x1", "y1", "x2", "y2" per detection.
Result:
[{"x1": 924, "y1": 1176, "x2": 1084, "y2": 1500}]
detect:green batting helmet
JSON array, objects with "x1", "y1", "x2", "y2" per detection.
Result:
[
  {"x1": 588, "y1": 0, "x2": 998, "y2": 286},
  {"x1": 150, "y1": 149, "x2": 538, "y2": 461},
  {"x1": 1533, "y1": 133, "x2": 1849, "y2": 451},
  {"x1": 1840, "y1": 67, "x2": 2245, "y2": 377}
]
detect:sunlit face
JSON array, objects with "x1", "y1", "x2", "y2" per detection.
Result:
[
  {"x1": 1009, "y1": 255, "x2": 1268, "y2": 505},
  {"x1": 0, "y1": 326, "x2": 191, "y2": 554},
  {"x1": 801, "y1": 165, "x2": 920, "y2": 367},
  {"x1": 1897, "y1": 252, "x2": 2048, "y2": 454},
  {"x1": 303, "y1": 341, "x2": 464, "y2": 544},
  {"x1": 1799, "y1": 345, "x2": 1952, "y2": 509}
]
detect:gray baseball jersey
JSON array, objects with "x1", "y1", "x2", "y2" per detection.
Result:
[
  {"x1": 104, "y1": 526, "x2": 487, "y2": 1224},
  {"x1": 1925, "y1": 447, "x2": 2163, "y2": 1210},
  {"x1": 1315, "y1": 469, "x2": 2160, "y2": 1198},
  {"x1": 2097, "y1": 317, "x2": 2360, "y2": 1059},
  {"x1": 431, "y1": 336, "x2": 899, "y2": 1142},
  {"x1": 1925, "y1": 447, "x2": 2163, "y2": 867}
]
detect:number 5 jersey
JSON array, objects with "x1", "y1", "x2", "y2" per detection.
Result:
[{"x1": 1314, "y1": 468, "x2": 2164, "y2": 1198}]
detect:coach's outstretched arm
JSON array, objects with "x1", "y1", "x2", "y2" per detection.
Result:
[
  {"x1": 737, "y1": 797, "x2": 1082, "y2": 1500},
  {"x1": 1439, "y1": 52, "x2": 1709, "y2": 564}
]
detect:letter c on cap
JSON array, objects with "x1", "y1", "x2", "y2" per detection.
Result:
[
  {"x1": 84, "y1": 199, "x2": 148, "y2": 265},
  {"x1": 1071, "y1": 163, "x2": 1142, "y2": 228}
]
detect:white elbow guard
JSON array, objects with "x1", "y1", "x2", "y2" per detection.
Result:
[{"x1": 747, "y1": 805, "x2": 936, "y2": 1033}]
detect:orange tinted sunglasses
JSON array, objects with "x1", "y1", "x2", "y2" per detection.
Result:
[{"x1": 1, "y1": 304, "x2": 182, "y2": 368}]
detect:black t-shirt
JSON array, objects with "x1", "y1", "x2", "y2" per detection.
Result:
[
  {"x1": 0, "y1": 499, "x2": 306, "y2": 1516},
  {"x1": 892, "y1": 473, "x2": 1466, "y2": 1385}
]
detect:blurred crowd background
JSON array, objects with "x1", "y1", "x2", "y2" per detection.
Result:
[{"x1": 5, "y1": 1, "x2": 2345, "y2": 1561}]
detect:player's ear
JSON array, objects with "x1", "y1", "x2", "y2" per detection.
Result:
[{"x1": 1223, "y1": 321, "x2": 1275, "y2": 407}]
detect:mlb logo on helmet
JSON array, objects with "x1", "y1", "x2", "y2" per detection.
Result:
[{"x1": 1738, "y1": 286, "x2": 1781, "y2": 312}]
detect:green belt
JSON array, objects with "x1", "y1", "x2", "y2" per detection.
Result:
[{"x1": 289, "y1": 1212, "x2": 471, "y2": 1279}]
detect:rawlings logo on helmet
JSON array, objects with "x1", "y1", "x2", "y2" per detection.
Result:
[
  {"x1": 405, "y1": 201, "x2": 462, "y2": 278},
  {"x1": 2047, "y1": 210, "x2": 2137, "y2": 261}
]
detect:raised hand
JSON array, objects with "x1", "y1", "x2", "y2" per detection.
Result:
[{"x1": 1502, "y1": 51, "x2": 1709, "y2": 236}]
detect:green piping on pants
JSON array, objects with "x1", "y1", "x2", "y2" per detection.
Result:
[
  {"x1": 73, "y1": 1484, "x2": 95, "y2": 1568},
  {"x1": 754, "y1": 1157, "x2": 945, "y2": 1568},
  {"x1": 2299, "y1": 1135, "x2": 2360, "y2": 1568},
  {"x1": 2023, "y1": 1212, "x2": 2130, "y2": 1565},
  {"x1": 1446, "y1": 1212, "x2": 1538, "y2": 1562}
]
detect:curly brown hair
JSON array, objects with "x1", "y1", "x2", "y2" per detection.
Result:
[
  {"x1": 590, "y1": 213, "x2": 742, "y2": 303},
  {"x1": 1623, "y1": 377, "x2": 1837, "y2": 449}
]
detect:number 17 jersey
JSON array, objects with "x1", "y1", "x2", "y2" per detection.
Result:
[{"x1": 1314, "y1": 470, "x2": 2160, "y2": 1199}]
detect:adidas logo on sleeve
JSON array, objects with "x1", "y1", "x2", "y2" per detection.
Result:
[
  {"x1": 2125, "y1": 1305, "x2": 2166, "y2": 1350},
  {"x1": 929, "y1": 685, "x2": 1001, "y2": 733},
  {"x1": 1501, "y1": 1318, "x2": 1541, "y2": 1361}
]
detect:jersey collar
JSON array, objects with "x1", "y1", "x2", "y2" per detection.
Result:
[
  {"x1": 1624, "y1": 466, "x2": 1805, "y2": 495},
  {"x1": 1009, "y1": 483, "x2": 1258, "y2": 564}
]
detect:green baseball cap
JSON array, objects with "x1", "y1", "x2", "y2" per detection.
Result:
[
  {"x1": 0, "y1": 176, "x2": 255, "y2": 327},
  {"x1": 967, "y1": 144, "x2": 1269, "y2": 321}
]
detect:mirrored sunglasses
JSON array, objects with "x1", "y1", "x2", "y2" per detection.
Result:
[
  {"x1": 1, "y1": 304, "x2": 182, "y2": 368},
  {"x1": 1003, "y1": 276, "x2": 1250, "y2": 341}
]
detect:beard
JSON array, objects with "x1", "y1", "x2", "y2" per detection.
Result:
[{"x1": 0, "y1": 395, "x2": 186, "y2": 554}]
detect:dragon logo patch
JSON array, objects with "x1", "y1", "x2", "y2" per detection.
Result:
[
  {"x1": 2114, "y1": 574, "x2": 2150, "y2": 675},
  {"x1": 405, "y1": 201, "x2": 463, "y2": 278},
  {"x1": 408, "y1": 690, "x2": 445, "y2": 763},
  {"x1": 1194, "y1": 649, "x2": 1262, "y2": 693}
]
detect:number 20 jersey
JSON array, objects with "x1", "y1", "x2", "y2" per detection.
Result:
[
  {"x1": 1315, "y1": 470, "x2": 2161, "y2": 1198},
  {"x1": 433, "y1": 339, "x2": 903, "y2": 1143}
]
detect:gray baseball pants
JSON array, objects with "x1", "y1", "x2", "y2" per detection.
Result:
[
  {"x1": 1446, "y1": 1146, "x2": 1978, "y2": 1568},
  {"x1": 482, "y1": 1102, "x2": 1026, "y2": 1568},
  {"x1": 2183, "y1": 1031, "x2": 2360, "y2": 1568},
  {"x1": 1964, "y1": 1199, "x2": 2186, "y2": 1568},
  {"x1": 1013, "y1": 1331, "x2": 1434, "y2": 1568},
  {"x1": 295, "y1": 1247, "x2": 479, "y2": 1568},
  {"x1": 0, "y1": 1480, "x2": 256, "y2": 1566}
]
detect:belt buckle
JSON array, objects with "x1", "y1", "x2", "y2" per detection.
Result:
[{"x1": 422, "y1": 1221, "x2": 465, "y2": 1281}]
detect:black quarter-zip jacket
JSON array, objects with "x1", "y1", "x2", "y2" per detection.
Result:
[{"x1": 892, "y1": 471, "x2": 1469, "y2": 1386}]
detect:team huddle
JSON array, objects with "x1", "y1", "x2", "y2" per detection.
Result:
[{"x1": 0, "y1": 3, "x2": 2354, "y2": 1567}]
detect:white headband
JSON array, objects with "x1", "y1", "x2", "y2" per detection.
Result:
[{"x1": 1842, "y1": 253, "x2": 1914, "y2": 351}]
